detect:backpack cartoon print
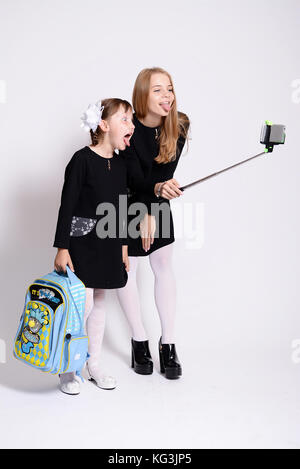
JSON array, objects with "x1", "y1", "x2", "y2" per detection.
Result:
[{"x1": 19, "y1": 302, "x2": 49, "y2": 354}]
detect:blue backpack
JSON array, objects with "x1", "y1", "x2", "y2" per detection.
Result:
[{"x1": 13, "y1": 266, "x2": 89, "y2": 380}]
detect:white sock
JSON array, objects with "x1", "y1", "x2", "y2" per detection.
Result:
[
  {"x1": 59, "y1": 371, "x2": 81, "y2": 394},
  {"x1": 60, "y1": 372, "x2": 77, "y2": 385}
]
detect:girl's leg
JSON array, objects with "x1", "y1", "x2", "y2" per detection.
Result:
[
  {"x1": 149, "y1": 243, "x2": 176, "y2": 344},
  {"x1": 86, "y1": 288, "x2": 106, "y2": 377},
  {"x1": 59, "y1": 287, "x2": 94, "y2": 394},
  {"x1": 116, "y1": 256, "x2": 148, "y2": 341},
  {"x1": 84, "y1": 287, "x2": 95, "y2": 331},
  {"x1": 85, "y1": 288, "x2": 116, "y2": 388}
]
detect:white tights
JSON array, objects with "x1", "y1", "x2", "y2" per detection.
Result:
[
  {"x1": 116, "y1": 243, "x2": 177, "y2": 344},
  {"x1": 84, "y1": 288, "x2": 107, "y2": 376},
  {"x1": 60, "y1": 243, "x2": 176, "y2": 388},
  {"x1": 60, "y1": 287, "x2": 106, "y2": 387}
]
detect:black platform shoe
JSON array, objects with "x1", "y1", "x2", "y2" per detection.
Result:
[
  {"x1": 131, "y1": 339, "x2": 153, "y2": 375},
  {"x1": 159, "y1": 337, "x2": 182, "y2": 379}
]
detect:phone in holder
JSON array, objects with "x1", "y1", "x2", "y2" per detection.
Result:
[
  {"x1": 179, "y1": 120, "x2": 286, "y2": 191},
  {"x1": 260, "y1": 121, "x2": 286, "y2": 152}
]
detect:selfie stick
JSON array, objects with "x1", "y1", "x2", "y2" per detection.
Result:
[{"x1": 179, "y1": 121, "x2": 286, "y2": 192}]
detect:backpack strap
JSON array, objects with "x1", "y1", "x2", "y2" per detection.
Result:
[
  {"x1": 65, "y1": 265, "x2": 81, "y2": 287},
  {"x1": 66, "y1": 266, "x2": 86, "y2": 333},
  {"x1": 55, "y1": 266, "x2": 86, "y2": 333},
  {"x1": 75, "y1": 370, "x2": 84, "y2": 382}
]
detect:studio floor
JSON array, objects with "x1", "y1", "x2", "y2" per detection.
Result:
[{"x1": 0, "y1": 342, "x2": 299, "y2": 449}]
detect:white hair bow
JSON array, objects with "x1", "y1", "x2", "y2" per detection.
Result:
[{"x1": 80, "y1": 100, "x2": 104, "y2": 132}]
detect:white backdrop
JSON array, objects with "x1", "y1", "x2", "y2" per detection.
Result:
[{"x1": 0, "y1": 0, "x2": 299, "y2": 449}]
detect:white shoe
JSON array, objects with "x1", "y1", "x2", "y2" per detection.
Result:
[
  {"x1": 59, "y1": 373, "x2": 81, "y2": 395},
  {"x1": 86, "y1": 364, "x2": 117, "y2": 390}
]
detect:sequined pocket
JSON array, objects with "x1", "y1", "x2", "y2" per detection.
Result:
[{"x1": 70, "y1": 216, "x2": 97, "y2": 237}]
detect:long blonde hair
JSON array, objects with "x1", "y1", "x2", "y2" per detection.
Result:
[{"x1": 132, "y1": 67, "x2": 190, "y2": 164}]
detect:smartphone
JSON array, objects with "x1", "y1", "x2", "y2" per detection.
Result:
[{"x1": 260, "y1": 123, "x2": 286, "y2": 147}]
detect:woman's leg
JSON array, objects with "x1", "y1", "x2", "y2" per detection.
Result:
[
  {"x1": 116, "y1": 256, "x2": 148, "y2": 341},
  {"x1": 149, "y1": 243, "x2": 176, "y2": 344}
]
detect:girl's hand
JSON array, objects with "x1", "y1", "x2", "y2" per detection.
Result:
[
  {"x1": 156, "y1": 178, "x2": 183, "y2": 200},
  {"x1": 140, "y1": 213, "x2": 156, "y2": 252},
  {"x1": 54, "y1": 248, "x2": 75, "y2": 273},
  {"x1": 122, "y1": 245, "x2": 130, "y2": 272}
]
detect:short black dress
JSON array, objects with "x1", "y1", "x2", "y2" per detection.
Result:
[
  {"x1": 118, "y1": 112, "x2": 189, "y2": 257},
  {"x1": 53, "y1": 146, "x2": 128, "y2": 289}
]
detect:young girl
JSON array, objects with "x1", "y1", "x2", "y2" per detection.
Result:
[
  {"x1": 53, "y1": 98, "x2": 134, "y2": 395},
  {"x1": 116, "y1": 67, "x2": 190, "y2": 380}
]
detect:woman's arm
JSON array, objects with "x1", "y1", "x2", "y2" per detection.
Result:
[
  {"x1": 119, "y1": 117, "x2": 190, "y2": 211},
  {"x1": 139, "y1": 133, "x2": 188, "y2": 209},
  {"x1": 119, "y1": 143, "x2": 156, "y2": 196}
]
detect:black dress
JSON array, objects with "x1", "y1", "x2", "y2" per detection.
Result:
[
  {"x1": 118, "y1": 112, "x2": 189, "y2": 257},
  {"x1": 53, "y1": 146, "x2": 128, "y2": 289}
]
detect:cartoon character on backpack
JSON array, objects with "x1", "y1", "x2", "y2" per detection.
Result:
[
  {"x1": 19, "y1": 302, "x2": 49, "y2": 354},
  {"x1": 14, "y1": 267, "x2": 88, "y2": 377}
]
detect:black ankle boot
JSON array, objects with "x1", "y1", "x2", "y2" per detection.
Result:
[
  {"x1": 131, "y1": 339, "x2": 153, "y2": 375},
  {"x1": 159, "y1": 337, "x2": 182, "y2": 379}
]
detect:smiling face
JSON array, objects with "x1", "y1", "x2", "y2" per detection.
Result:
[
  {"x1": 106, "y1": 105, "x2": 135, "y2": 150},
  {"x1": 147, "y1": 72, "x2": 175, "y2": 118}
]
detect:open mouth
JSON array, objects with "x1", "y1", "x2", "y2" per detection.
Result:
[
  {"x1": 123, "y1": 133, "x2": 132, "y2": 147},
  {"x1": 159, "y1": 101, "x2": 171, "y2": 112}
]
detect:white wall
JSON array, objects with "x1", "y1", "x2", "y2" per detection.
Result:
[{"x1": 0, "y1": 0, "x2": 299, "y2": 448}]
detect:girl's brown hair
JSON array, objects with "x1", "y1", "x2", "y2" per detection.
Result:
[
  {"x1": 90, "y1": 98, "x2": 132, "y2": 146},
  {"x1": 132, "y1": 67, "x2": 190, "y2": 164}
]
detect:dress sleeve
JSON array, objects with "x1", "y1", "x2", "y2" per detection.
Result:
[
  {"x1": 118, "y1": 143, "x2": 156, "y2": 196},
  {"x1": 139, "y1": 133, "x2": 189, "y2": 212},
  {"x1": 119, "y1": 120, "x2": 190, "y2": 214},
  {"x1": 53, "y1": 152, "x2": 86, "y2": 249},
  {"x1": 120, "y1": 188, "x2": 129, "y2": 246}
]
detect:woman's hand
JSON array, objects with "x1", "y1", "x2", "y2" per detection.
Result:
[
  {"x1": 122, "y1": 245, "x2": 130, "y2": 272},
  {"x1": 140, "y1": 213, "x2": 156, "y2": 252},
  {"x1": 54, "y1": 248, "x2": 75, "y2": 273},
  {"x1": 155, "y1": 178, "x2": 183, "y2": 200}
]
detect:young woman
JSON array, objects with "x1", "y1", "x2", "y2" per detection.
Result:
[
  {"x1": 117, "y1": 67, "x2": 190, "y2": 380},
  {"x1": 53, "y1": 98, "x2": 134, "y2": 394}
]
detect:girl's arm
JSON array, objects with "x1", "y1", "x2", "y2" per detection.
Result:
[
  {"x1": 53, "y1": 151, "x2": 86, "y2": 250},
  {"x1": 54, "y1": 248, "x2": 75, "y2": 273},
  {"x1": 122, "y1": 245, "x2": 129, "y2": 272}
]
